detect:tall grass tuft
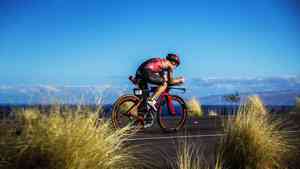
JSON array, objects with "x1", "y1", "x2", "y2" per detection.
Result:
[
  {"x1": 217, "y1": 95, "x2": 294, "y2": 169},
  {"x1": 291, "y1": 97, "x2": 300, "y2": 115},
  {"x1": 172, "y1": 141, "x2": 222, "y2": 169},
  {"x1": 238, "y1": 95, "x2": 267, "y2": 116},
  {"x1": 0, "y1": 108, "x2": 139, "y2": 169},
  {"x1": 174, "y1": 141, "x2": 203, "y2": 169},
  {"x1": 186, "y1": 97, "x2": 203, "y2": 118},
  {"x1": 288, "y1": 96, "x2": 300, "y2": 168}
]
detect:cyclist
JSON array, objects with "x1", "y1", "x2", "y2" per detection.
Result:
[{"x1": 135, "y1": 53, "x2": 184, "y2": 111}]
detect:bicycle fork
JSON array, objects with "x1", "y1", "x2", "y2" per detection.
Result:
[{"x1": 159, "y1": 94, "x2": 177, "y2": 116}]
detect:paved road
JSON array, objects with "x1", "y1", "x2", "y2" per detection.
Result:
[
  {"x1": 126, "y1": 116, "x2": 300, "y2": 169},
  {"x1": 124, "y1": 117, "x2": 221, "y2": 168}
]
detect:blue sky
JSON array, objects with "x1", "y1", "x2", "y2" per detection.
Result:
[{"x1": 0, "y1": 0, "x2": 299, "y2": 85}]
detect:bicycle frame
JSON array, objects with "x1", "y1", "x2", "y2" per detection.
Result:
[
  {"x1": 127, "y1": 86, "x2": 186, "y2": 125},
  {"x1": 158, "y1": 88, "x2": 176, "y2": 116},
  {"x1": 153, "y1": 86, "x2": 186, "y2": 116},
  {"x1": 112, "y1": 76, "x2": 188, "y2": 130}
]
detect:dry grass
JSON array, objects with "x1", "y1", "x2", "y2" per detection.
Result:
[
  {"x1": 1, "y1": 95, "x2": 298, "y2": 169},
  {"x1": 288, "y1": 97, "x2": 300, "y2": 168},
  {"x1": 186, "y1": 97, "x2": 203, "y2": 118},
  {"x1": 291, "y1": 97, "x2": 300, "y2": 115},
  {"x1": 172, "y1": 141, "x2": 223, "y2": 169},
  {"x1": 173, "y1": 141, "x2": 204, "y2": 169},
  {"x1": 0, "y1": 107, "x2": 140, "y2": 169},
  {"x1": 238, "y1": 95, "x2": 267, "y2": 116},
  {"x1": 217, "y1": 96, "x2": 295, "y2": 169}
]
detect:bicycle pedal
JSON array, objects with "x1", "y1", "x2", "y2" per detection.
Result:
[{"x1": 143, "y1": 113, "x2": 154, "y2": 128}]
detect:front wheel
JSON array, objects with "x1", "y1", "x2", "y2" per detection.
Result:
[{"x1": 157, "y1": 95, "x2": 187, "y2": 132}]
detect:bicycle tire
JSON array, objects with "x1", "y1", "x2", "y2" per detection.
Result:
[
  {"x1": 111, "y1": 95, "x2": 141, "y2": 129},
  {"x1": 157, "y1": 95, "x2": 187, "y2": 132}
]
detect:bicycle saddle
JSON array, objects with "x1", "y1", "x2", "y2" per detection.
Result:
[{"x1": 129, "y1": 76, "x2": 139, "y2": 86}]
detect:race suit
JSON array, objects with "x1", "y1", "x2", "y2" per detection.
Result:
[{"x1": 135, "y1": 58, "x2": 169, "y2": 89}]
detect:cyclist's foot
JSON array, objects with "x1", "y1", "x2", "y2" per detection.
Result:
[{"x1": 147, "y1": 98, "x2": 157, "y2": 112}]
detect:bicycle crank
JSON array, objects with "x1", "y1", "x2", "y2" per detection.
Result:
[{"x1": 143, "y1": 111, "x2": 156, "y2": 128}]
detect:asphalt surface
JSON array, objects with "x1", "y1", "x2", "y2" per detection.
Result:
[
  {"x1": 126, "y1": 116, "x2": 300, "y2": 169},
  {"x1": 125, "y1": 117, "x2": 225, "y2": 169}
]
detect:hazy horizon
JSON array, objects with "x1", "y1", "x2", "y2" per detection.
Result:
[{"x1": 0, "y1": 76, "x2": 299, "y2": 105}]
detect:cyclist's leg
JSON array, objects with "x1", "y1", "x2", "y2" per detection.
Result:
[
  {"x1": 136, "y1": 69, "x2": 148, "y2": 90},
  {"x1": 145, "y1": 70, "x2": 167, "y2": 101},
  {"x1": 135, "y1": 70, "x2": 149, "y2": 115},
  {"x1": 150, "y1": 81, "x2": 167, "y2": 101}
]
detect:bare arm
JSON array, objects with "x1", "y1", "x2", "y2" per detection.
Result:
[{"x1": 167, "y1": 68, "x2": 183, "y2": 85}]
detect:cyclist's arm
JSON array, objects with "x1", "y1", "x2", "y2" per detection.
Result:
[
  {"x1": 167, "y1": 68, "x2": 173, "y2": 83},
  {"x1": 167, "y1": 69, "x2": 183, "y2": 85}
]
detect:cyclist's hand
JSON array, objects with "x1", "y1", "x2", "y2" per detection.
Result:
[
  {"x1": 172, "y1": 77, "x2": 184, "y2": 85},
  {"x1": 178, "y1": 77, "x2": 185, "y2": 84},
  {"x1": 169, "y1": 77, "x2": 185, "y2": 85},
  {"x1": 181, "y1": 77, "x2": 185, "y2": 83}
]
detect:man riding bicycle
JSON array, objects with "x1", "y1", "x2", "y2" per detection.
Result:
[
  {"x1": 112, "y1": 53, "x2": 187, "y2": 131},
  {"x1": 134, "y1": 53, "x2": 184, "y2": 111}
]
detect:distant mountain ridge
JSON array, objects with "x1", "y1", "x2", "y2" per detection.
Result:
[
  {"x1": 199, "y1": 90, "x2": 300, "y2": 106},
  {"x1": 185, "y1": 76, "x2": 300, "y2": 105},
  {"x1": 0, "y1": 76, "x2": 299, "y2": 105}
]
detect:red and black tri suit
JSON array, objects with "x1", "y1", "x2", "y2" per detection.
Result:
[{"x1": 135, "y1": 58, "x2": 168, "y2": 89}]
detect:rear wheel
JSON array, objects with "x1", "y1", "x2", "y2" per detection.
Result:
[
  {"x1": 112, "y1": 95, "x2": 143, "y2": 129},
  {"x1": 158, "y1": 95, "x2": 187, "y2": 132}
]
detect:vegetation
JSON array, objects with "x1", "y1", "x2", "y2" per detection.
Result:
[
  {"x1": 217, "y1": 96, "x2": 295, "y2": 169},
  {"x1": 238, "y1": 95, "x2": 267, "y2": 116},
  {"x1": 291, "y1": 96, "x2": 300, "y2": 114},
  {"x1": 171, "y1": 141, "x2": 219, "y2": 169},
  {"x1": 172, "y1": 93, "x2": 297, "y2": 169},
  {"x1": 224, "y1": 92, "x2": 240, "y2": 104},
  {"x1": 0, "y1": 107, "x2": 139, "y2": 169},
  {"x1": 1, "y1": 96, "x2": 298, "y2": 169},
  {"x1": 173, "y1": 141, "x2": 203, "y2": 169},
  {"x1": 208, "y1": 110, "x2": 218, "y2": 117},
  {"x1": 186, "y1": 97, "x2": 203, "y2": 118},
  {"x1": 224, "y1": 92, "x2": 241, "y2": 114}
]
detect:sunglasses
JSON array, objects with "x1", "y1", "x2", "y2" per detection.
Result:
[{"x1": 171, "y1": 61, "x2": 178, "y2": 67}]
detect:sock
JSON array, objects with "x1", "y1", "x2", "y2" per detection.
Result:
[{"x1": 149, "y1": 95, "x2": 158, "y2": 101}]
